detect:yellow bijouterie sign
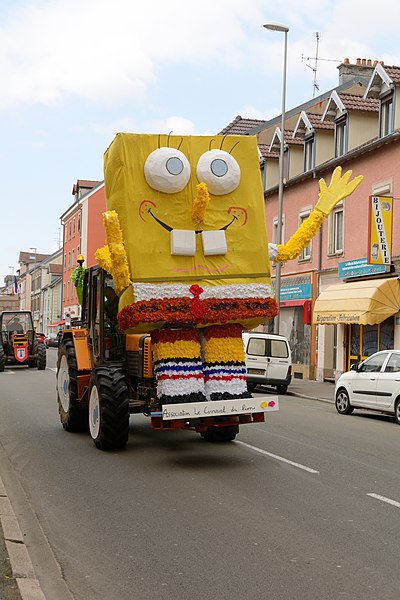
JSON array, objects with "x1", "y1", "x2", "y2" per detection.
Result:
[{"x1": 368, "y1": 195, "x2": 393, "y2": 265}]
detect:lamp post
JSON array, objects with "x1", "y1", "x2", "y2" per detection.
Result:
[{"x1": 264, "y1": 21, "x2": 289, "y2": 335}]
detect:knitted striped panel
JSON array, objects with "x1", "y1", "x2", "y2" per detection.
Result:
[
  {"x1": 151, "y1": 329, "x2": 206, "y2": 404},
  {"x1": 201, "y1": 324, "x2": 251, "y2": 401}
]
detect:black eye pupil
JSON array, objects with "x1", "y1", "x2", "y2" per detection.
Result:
[
  {"x1": 166, "y1": 157, "x2": 184, "y2": 176},
  {"x1": 211, "y1": 158, "x2": 228, "y2": 177}
]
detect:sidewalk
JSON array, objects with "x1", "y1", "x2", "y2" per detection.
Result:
[{"x1": 287, "y1": 377, "x2": 336, "y2": 403}]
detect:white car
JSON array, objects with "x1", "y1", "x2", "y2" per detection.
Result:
[{"x1": 335, "y1": 350, "x2": 400, "y2": 424}]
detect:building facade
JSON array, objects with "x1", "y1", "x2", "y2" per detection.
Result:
[{"x1": 244, "y1": 58, "x2": 400, "y2": 381}]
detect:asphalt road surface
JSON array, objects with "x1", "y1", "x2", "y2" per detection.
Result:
[{"x1": 1, "y1": 349, "x2": 400, "y2": 600}]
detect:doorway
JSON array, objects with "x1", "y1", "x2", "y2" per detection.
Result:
[{"x1": 347, "y1": 318, "x2": 394, "y2": 370}]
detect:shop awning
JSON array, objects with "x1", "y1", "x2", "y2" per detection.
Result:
[
  {"x1": 48, "y1": 320, "x2": 65, "y2": 328},
  {"x1": 313, "y1": 277, "x2": 400, "y2": 325}
]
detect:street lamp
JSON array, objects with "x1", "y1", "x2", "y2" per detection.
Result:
[{"x1": 264, "y1": 21, "x2": 289, "y2": 335}]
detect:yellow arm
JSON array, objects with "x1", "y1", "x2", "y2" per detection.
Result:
[
  {"x1": 94, "y1": 210, "x2": 131, "y2": 295},
  {"x1": 274, "y1": 166, "x2": 363, "y2": 263}
]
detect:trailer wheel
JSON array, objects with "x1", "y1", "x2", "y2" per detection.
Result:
[
  {"x1": 201, "y1": 425, "x2": 239, "y2": 443},
  {"x1": 0, "y1": 344, "x2": 5, "y2": 372},
  {"x1": 89, "y1": 367, "x2": 129, "y2": 450},
  {"x1": 57, "y1": 340, "x2": 88, "y2": 431},
  {"x1": 37, "y1": 343, "x2": 46, "y2": 370}
]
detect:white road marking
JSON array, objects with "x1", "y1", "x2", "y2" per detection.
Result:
[
  {"x1": 49, "y1": 367, "x2": 57, "y2": 372},
  {"x1": 367, "y1": 493, "x2": 400, "y2": 508},
  {"x1": 236, "y1": 440, "x2": 319, "y2": 474}
]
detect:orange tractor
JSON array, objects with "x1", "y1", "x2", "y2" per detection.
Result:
[
  {"x1": 56, "y1": 267, "x2": 276, "y2": 450},
  {"x1": 0, "y1": 310, "x2": 46, "y2": 371}
]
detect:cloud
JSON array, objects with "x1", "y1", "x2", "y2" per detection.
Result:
[{"x1": 0, "y1": 0, "x2": 268, "y2": 109}]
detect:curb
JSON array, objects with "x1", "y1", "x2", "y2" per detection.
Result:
[
  {"x1": 0, "y1": 477, "x2": 46, "y2": 600},
  {"x1": 287, "y1": 391, "x2": 334, "y2": 404}
]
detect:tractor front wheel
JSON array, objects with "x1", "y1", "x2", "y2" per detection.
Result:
[
  {"x1": 88, "y1": 367, "x2": 130, "y2": 450},
  {"x1": 37, "y1": 343, "x2": 46, "y2": 370},
  {"x1": 57, "y1": 340, "x2": 88, "y2": 431}
]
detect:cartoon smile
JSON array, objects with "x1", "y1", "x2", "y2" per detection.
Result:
[{"x1": 139, "y1": 200, "x2": 248, "y2": 232}]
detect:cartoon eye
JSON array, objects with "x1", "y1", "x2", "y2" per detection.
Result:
[
  {"x1": 144, "y1": 148, "x2": 191, "y2": 194},
  {"x1": 196, "y1": 150, "x2": 241, "y2": 195}
]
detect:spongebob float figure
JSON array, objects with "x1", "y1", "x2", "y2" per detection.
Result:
[{"x1": 96, "y1": 133, "x2": 362, "y2": 406}]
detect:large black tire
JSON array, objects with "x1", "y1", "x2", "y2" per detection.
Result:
[
  {"x1": 37, "y1": 343, "x2": 46, "y2": 370},
  {"x1": 201, "y1": 425, "x2": 239, "y2": 443},
  {"x1": 335, "y1": 388, "x2": 354, "y2": 415},
  {"x1": 395, "y1": 398, "x2": 400, "y2": 426},
  {"x1": 57, "y1": 340, "x2": 88, "y2": 431},
  {"x1": 0, "y1": 344, "x2": 5, "y2": 372},
  {"x1": 88, "y1": 367, "x2": 129, "y2": 450}
]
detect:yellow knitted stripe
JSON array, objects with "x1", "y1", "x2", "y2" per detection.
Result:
[
  {"x1": 203, "y1": 336, "x2": 245, "y2": 364},
  {"x1": 152, "y1": 339, "x2": 201, "y2": 362}
]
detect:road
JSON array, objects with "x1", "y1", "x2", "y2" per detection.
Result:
[{"x1": 1, "y1": 350, "x2": 400, "y2": 600}]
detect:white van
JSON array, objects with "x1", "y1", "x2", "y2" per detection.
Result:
[{"x1": 243, "y1": 332, "x2": 292, "y2": 395}]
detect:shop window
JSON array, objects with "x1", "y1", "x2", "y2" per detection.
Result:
[
  {"x1": 299, "y1": 210, "x2": 312, "y2": 260},
  {"x1": 334, "y1": 116, "x2": 347, "y2": 158},
  {"x1": 379, "y1": 93, "x2": 394, "y2": 138},
  {"x1": 328, "y1": 205, "x2": 343, "y2": 255},
  {"x1": 303, "y1": 134, "x2": 315, "y2": 171},
  {"x1": 280, "y1": 306, "x2": 311, "y2": 365}
]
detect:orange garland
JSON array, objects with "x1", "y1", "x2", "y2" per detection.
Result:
[{"x1": 118, "y1": 296, "x2": 278, "y2": 330}]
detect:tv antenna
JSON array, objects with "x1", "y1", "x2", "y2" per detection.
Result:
[{"x1": 302, "y1": 32, "x2": 341, "y2": 97}]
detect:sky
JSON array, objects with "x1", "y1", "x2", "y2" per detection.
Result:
[{"x1": 1, "y1": 0, "x2": 400, "y2": 281}]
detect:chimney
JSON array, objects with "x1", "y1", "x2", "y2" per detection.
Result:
[{"x1": 338, "y1": 57, "x2": 376, "y2": 85}]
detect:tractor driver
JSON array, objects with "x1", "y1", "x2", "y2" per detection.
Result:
[{"x1": 7, "y1": 317, "x2": 23, "y2": 333}]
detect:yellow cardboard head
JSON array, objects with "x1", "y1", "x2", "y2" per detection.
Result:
[{"x1": 103, "y1": 133, "x2": 277, "y2": 332}]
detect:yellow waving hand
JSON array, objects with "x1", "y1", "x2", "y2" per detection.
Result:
[
  {"x1": 274, "y1": 166, "x2": 363, "y2": 263},
  {"x1": 315, "y1": 166, "x2": 363, "y2": 217}
]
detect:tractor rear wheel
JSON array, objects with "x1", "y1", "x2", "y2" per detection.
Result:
[
  {"x1": 37, "y1": 343, "x2": 46, "y2": 370},
  {"x1": 57, "y1": 340, "x2": 88, "y2": 431},
  {"x1": 89, "y1": 367, "x2": 129, "y2": 450},
  {"x1": 0, "y1": 344, "x2": 5, "y2": 372}
]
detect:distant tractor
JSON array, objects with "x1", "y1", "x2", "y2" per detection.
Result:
[{"x1": 0, "y1": 311, "x2": 46, "y2": 371}]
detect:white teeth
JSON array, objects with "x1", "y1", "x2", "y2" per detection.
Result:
[
  {"x1": 170, "y1": 229, "x2": 227, "y2": 256},
  {"x1": 201, "y1": 230, "x2": 227, "y2": 255},
  {"x1": 170, "y1": 230, "x2": 196, "y2": 256}
]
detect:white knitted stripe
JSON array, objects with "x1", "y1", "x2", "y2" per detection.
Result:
[
  {"x1": 133, "y1": 282, "x2": 273, "y2": 302},
  {"x1": 204, "y1": 379, "x2": 247, "y2": 399},
  {"x1": 156, "y1": 377, "x2": 205, "y2": 399}
]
